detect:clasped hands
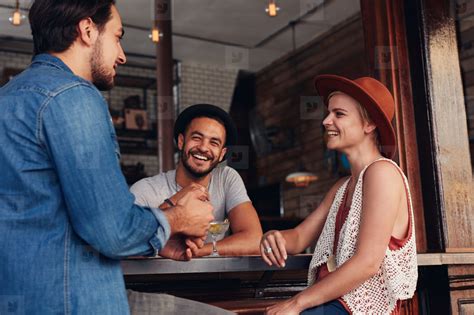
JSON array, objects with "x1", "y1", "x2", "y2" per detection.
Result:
[{"x1": 159, "y1": 183, "x2": 214, "y2": 261}]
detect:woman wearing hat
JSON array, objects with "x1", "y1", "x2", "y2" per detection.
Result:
[{"x1": 260, "y1": 75, "x2": 417, "y2": 314}]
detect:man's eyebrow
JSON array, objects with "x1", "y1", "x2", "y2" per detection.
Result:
[
  {"x1": 190, "y1": 131, "x2": 203, "y2": 137},
  {"x1": 190, "y1": 131, "x2": 223, "y2": 143}
]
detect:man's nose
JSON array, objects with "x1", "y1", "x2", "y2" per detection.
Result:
[
  {"x1": 197, "y1": 141, "x2": 210, "y2": 152},
  {"x1": 117, "y1": 45, "x2": 126, "y2": 64}
]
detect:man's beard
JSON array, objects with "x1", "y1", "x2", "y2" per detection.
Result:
[
  {"x1": 181, "y1": 147, "x2": 221, "y2": 179},
  {"x1": 90, "y1": 38, "x2": 114, "y2": 91}
]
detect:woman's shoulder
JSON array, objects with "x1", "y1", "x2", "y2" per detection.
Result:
[
  {"x1": 363, "y1": 159, "x2": 405, "y2": 192},
  {"x1": 365, "y1": 159, "x2": 403, "y2": 178}
]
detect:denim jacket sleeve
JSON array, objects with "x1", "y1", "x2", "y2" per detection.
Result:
[{"x1": 39, "y1": 83, "x2": 170, "y2": 259}]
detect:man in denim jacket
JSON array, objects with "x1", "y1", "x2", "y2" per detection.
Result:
[{"x1": 0, "y1": 1, "x2": 216, "y2": 314}]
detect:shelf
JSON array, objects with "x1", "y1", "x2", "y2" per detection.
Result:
[
  {"x1": 115, "y1": 128, "x2": 156, "y2": 138},
  {"x1": 115, "y1": 75, "x2": 156, "y2": 89},
  {"x1": 119, "y1": 145, "x2": 157, "y2": 156},
  {"x1": 115, "y1": 128, "x2": 157, "y2": 155}
]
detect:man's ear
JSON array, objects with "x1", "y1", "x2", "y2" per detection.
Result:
[
  {"x1": 219, "y1": 147, "x2": 227, "y2": 162},
  {"x1": 77, "y1": 18, "x2": 99, "y2": 46},
  {"x1": 177, "y1": 134, "x2": 184, "y2": 151}
]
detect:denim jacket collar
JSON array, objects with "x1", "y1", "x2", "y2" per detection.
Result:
[{"x1": 32, "y1": 53, "x2": 74, "y2": 74}]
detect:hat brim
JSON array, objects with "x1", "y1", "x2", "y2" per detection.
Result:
[
  {"x1": 174, "y1": 104, "x2": 237, "y2": 146},
  {"x1": 314, "y1": 75, "x2": 396, "y2": 159}
]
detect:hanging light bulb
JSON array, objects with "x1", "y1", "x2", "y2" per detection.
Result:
[
  {"x1": 149, "y1": 26, "x2": 164, "y2": 43},
  {"x1": 9, "y1": 0, "x2": 24, "y2": 26},
  {"x1": 265, "y1": 0, "x2": 280, "y2": 17}
]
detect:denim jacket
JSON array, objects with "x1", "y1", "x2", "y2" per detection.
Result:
[{"x1": 0, "y1": 54, "x2": 170, "y2": 314}]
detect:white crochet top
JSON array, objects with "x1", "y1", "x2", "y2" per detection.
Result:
[{"x1": 307, "y1": 158, "x2": 418, "y2": 314}]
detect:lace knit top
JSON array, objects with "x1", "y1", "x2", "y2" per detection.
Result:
[{"x1": 307, "y1": 158, "x2": 418, "y2": 314}]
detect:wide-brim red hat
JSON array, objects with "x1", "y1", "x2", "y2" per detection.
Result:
[{"x1": 314, "y1": 74, "x2": 397, "y2": 159}]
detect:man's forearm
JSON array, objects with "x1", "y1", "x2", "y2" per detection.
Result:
[{"x1": 197, "y1": 231, "x2": 262, "y2": 256}]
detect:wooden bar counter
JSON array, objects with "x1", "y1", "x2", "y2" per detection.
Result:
[
  {"x1": 121, "y1": 253, "x2": 474, "y2": 314},
  {"x1": 122, "y1": 255, "x2": 311, "y2": 314}
]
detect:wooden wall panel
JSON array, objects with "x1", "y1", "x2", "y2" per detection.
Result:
[
  {"x1": 360, "y1": 0, "x2": 427, "y2": 252},
  {"x1": 448, "y1": 265, "x2": 474, "y2": 314},
  {"x1": 415, "y1": 0, "x2": 473, "y2": 250}
]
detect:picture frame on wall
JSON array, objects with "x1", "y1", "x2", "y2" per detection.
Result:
[{"x1": 124, "y1": 108, "x2": 149, "y2": 130}]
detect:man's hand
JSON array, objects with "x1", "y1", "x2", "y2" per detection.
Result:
[
  {"x1": 185, "y1": 236, "x2": 208, "y2": 257},
  {"x1": 164, "y1": 187, "x2": 214, "y2": 237},
  {"x1": 171, "y1": 183, "x2": 209, "y2": 204},
  {"x1": 159, "y1": 236, "x2": 206, "y2": 261},
  {"x1": 159, "y1": 183, "x2": 209, "y2": 210},
  {"x1": 159, "y1": 235, "x2": 192, "y2": 261}
]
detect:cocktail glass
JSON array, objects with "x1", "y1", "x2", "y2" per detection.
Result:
[{"x1": 208, "y1": 219, "x2": 230, "y2": 257}]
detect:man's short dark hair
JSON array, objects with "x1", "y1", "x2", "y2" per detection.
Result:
[
  {"x1": 174, "y1": 104, "x2": 238, "y2": 147},
  {"x1": 183, "y1": 114, "x2": 226, "y2": 141},
  {"x1": 29, "y1": 0, "x2": 116, "y2": 55}
]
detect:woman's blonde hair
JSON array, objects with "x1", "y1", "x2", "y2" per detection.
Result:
[{"x1": 327, "y1": 91, "x2": 380, "y2": 146}]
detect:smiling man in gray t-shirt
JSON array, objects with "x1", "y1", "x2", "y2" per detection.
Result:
[
  {"x1": 130, "y1": 104, "x2": 262, "y2": 257},
  {"x1": 131, "y1": 166, "x2": 248, "y2": 242}
]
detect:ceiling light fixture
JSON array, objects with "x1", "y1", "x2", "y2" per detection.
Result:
[
  {"x1": 265, "y1": 0, "x2": 280, "y2": 17},
  {"x1": 285, "y1": 162, "x2": 318, "y2": 188},
  {"x1": 9, "y1": 0, "x2": 25, "y2": 26},
  {"x1": 149, "y1": 1, "x2": 164, "y2": 43},
  {"x1": 149, "y1": 26, "x2": 163, "y2": 43},
  {"x1": 285, "y1": 171, "x2": 318, "y2": 187}
]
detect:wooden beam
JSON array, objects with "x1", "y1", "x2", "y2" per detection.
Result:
[
  {"x1": 360, "y1": 0, "x2": 427, "y2": 251},
  {"x1": 155, "y1": 0, "x2": 175, "y2": 172},
  {"x1": 411, "y1": 0, "x2": 473, "y2": 250}
]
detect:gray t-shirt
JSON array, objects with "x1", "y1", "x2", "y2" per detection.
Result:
[{"x1": 130, "y1": 165, "x2": 251, "y2": 225}]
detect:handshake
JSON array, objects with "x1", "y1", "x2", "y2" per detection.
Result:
[{"x1": 159, "y1": 183, "x2": 215, "y2": 261}]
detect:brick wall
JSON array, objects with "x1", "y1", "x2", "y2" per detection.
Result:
[
  {"x1": 254, "y1": 15, "x2": 368, "y2": 219},
  {"x1": 0, "y1": 51, "x2": 31, "y2": 72},
  {"x1": 180, "y1": 61, "x2": 238, "y2": 112}
]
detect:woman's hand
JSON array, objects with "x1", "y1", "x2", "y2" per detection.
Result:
[
  {"x1": 265, "y1": 298, "x2": 302, "y2": 315},
  {"x1": 260, "y1": 230, "x2": 287, "y2": 267}
]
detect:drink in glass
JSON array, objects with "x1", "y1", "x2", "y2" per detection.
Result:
[{"x1": 208, "y1": 219, "x2": 230, "y2": 257}]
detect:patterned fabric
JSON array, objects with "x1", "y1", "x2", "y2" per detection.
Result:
[{"x1": 307, "y1": 158, "x2": 418, "y2": 314}]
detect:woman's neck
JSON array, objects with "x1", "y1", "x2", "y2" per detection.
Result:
[{"x1": 345, "y1": 146, "x2": 384, "y2": 179}]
